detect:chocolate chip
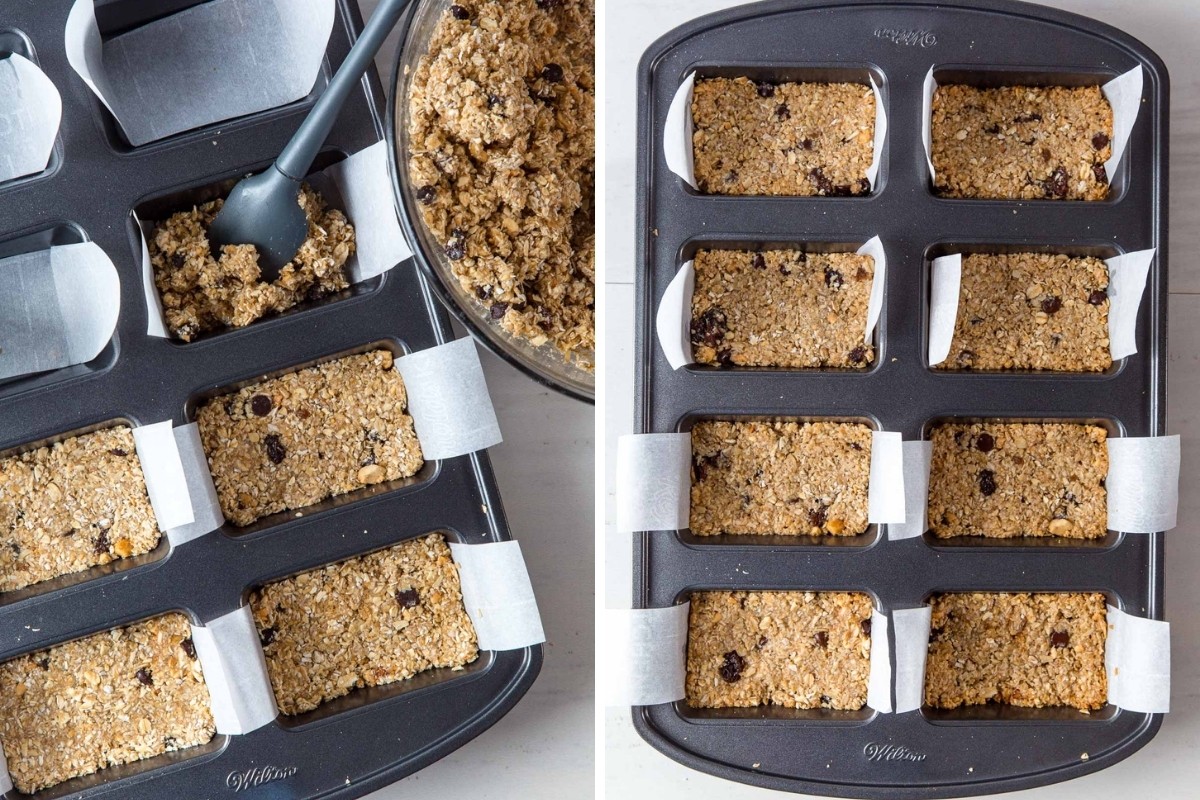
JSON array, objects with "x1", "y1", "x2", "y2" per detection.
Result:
[
  {"x1": 396, "y1": 588, "x2": 421, "y2": 608},
  {"x1": 135, "y1": 668, "x2": 154, "y2": 687},
  {"x1": 975, "y1": 433, "x2": 995, "y2": 453},
  {"x1": 755, "y1": 635, "x2": 768, "y2": 650},
  {"x1": 108, "y1": 448, "x2": 128, "y2": 457},
  {"x1": 1093, "y1": 163, "x2": 1108, "y2": 184},
  {"x1": 180, "y1": 637, "x2": 197, "y2": 660},
  {"x1": 978, "y1": 469, "x2": 997, "y2": 496},
  {"x1": 250, "y1": 394, "x2": 272, "y2": 417},
  {"x1": 800, "y1": 138, "x2": 814, "y2": 151},
  {"x1": 716, "y1": 348, "x2": 734, "y2": 367},
  {"x1": 752, "y1": 253, "x2": 766, "y2": 270},
  {"x1": 486, "y1": 94, "x2": 504, "y2": 109},
  {"x1": 1043, "y1": 166, "x2": 1069, "y2": 198},
  {"x1": 169, "y1": 251, "x2": 186, "y2": 269},
  {"x1": 775, "y1": 103, "x2": 790, "y2": 120},
  {"x1": 690, "y1": 307, "x2": 727, "y2": 349},
  {"x1": 541, "y1": 63, "x2": 564, "y2": 83},
  {"x1": 264, "y1": 434, "x2": 286, "y2": 465},
  {"x1": 820, "y1": 695, "x2": 832, "y2": 706},
  {"x1": 449, "y1": 4, "x2": 470, "y2": 20},
  {"x1": 848, "y1": 345, "x2": 867, "y2": 365},
  {"x1": 849, "y1": 442, "x2": 863, "y2": 451},
  {"x1": 1088, "y1": 289, "x2": 1108, "y2": 305},
  {"x1": 163, "y1": 736, "x2": 179, "y2": 749},
  {"x1": 824, "y1": 266, "x2": 844, "y2": 290},
  {"x1": 984, "y1": 123, "x2": 1000, "y2": 135},
  {"x1": 719, "y1": 650, "x2": 746, "y2": 682},
  {"x1": 808, "y1": 167, "x2": 834, "y2": 194},
  {"x1": 260, "y1": 627, "x2": 277, "y2": 647},
  {"x1": 813, "y1": 631, "x2": 829, "y2": 649},
  {"x1": 475, "y1": 285, "x2": 492, "y2": 301},
  {"x1": 755, "y1": 81, "x2": 775, "y2": 98},
  {"x1": 415, "y1": 185, "x2": 437, "y2": 204},
  {"x1": 1050, "y1": 630, "x2": 1070, "y2": 648},
  {"x1": 856, "y1": 178, "x2": 871, "y2": 194},
  {"x1": 831, "y1": 184, "x2": 854, "y2": 197},
  {"x1": 35, "y1": 656, "x2": 49, "y2": 671},
  {"x1": 929, "y1": 627, "x2": 942, "y2": 643},
  {"x1": 446, "y1": 240, "x2": 465, "y2": 260},
  {"x1": 779, "y1": 263, "x2": 791, "y2": 277},
  {"x1": 860, "y1": 618, "x2": 872, "y2": 637},
  {"x1": 1014, "y1": 112, "x2": 1043, "y2": 123},
  {"x1": 1092, "y1": 132, "x2": 1110, "y2": 150},
  {"x1": 490, "y1": 302, "x2": 509, "y2": 320},
  {"x1": 94, "y1": 528, "x2": 110, "y2": 555},
  {"x1": 724, "y1": 170, "x2": 739, "y2": 184},
  {"x1": 1041, "y1": 295, "x2": 1062, "y2": 315},
  {"x1": 956, "y1": 349, "x2": 976, "y2": 368},
  {"x1": 808, "y1": 505, "x2": 828, "y2": 529},
  {"x1": 537, "y1": 0, "x2": 563, "y2": 8}
]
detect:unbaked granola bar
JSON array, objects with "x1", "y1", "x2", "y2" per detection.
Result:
[
  {"x1": 691, "y1": 249, "x2": 875, "y2": 368},
  {"x1": 249, "y1": 533, "x2": 478, "y2": 715},
  {"x1": 931, "y1": 84, "x2": 1113, "y2": 200},
  {"x1": 938, "y1": 253, "x2": 1111, "y2": 372},
  {"x1": 925, "y1": 592, "x2": 1107, "y2": 711},
  {"x1": 0, "y1": 613, "x2": 214, "y2": 793},
  {"x1": 686, "y1": 590, "x2": 873, "y2": 709},
  {"x1": 196, "y1": 350, "x2": 423, "y2": 527},
  {"x1": 0, "y1": 426, "x2": 159, "y2": 592},
  {"x1": 691, "y1": 421, "x2": 872, "y2": 536},
  {"x1": 150, "y1": 186, "x2": 355, "y2": 341},
  {"x1": 928, "y1": 422, "x2": 1108, "y2": 539},
  {"x1": 408, "y1": 0, "x2": 595, "y2": 368},
  {"x1": 692, "y1": 77, "x2": 875, "y2": 196}
]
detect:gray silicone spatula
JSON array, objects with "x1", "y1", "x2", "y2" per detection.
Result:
[{"x1": 208, "y1": 0, "x2": 411, "y2": 281}]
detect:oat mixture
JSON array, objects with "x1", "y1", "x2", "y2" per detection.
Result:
[
  {"x1": 249, "y1": 533, "x2": 478, "y2": 715},
  {"x1": 939, "y1": 253, "x2": 1111, "y2": 372},
  {"x1": 931, "y1": 84, "x2": 1113, "y2": 200},
  {"x1": 691, "y1": 249, "x2": 875, "y2": 368},
  {"x1": 0, "y1": 613, "x2": 214, "y2": 793},
  {"x1": 925, "y1": 592, "x2": 1108, "y2": 711},
  {"x1": 150, "y1": 186, "x2": 355, "y2": 341},
  {"x1": 196, "y1": 351, "x2": 423, "y2": 527},
  {"x1": 928, "y1": 423, "x2": 1109, "y2": 539},
  {"x1": 686, "y1": 591, "x2": 873, "y2": 710},
  {"x1": 408, "y1": 0, "x2": 595, "y2": 368},
  {"x1": 692, "y1": 77, "x2": 875, "y2": 196},
  {"x1": 691, "y1": 421, "x2": 872, "y2": 537},
  {"x1": 0, "y1": 426, "x2": 159, "y2": 592}
]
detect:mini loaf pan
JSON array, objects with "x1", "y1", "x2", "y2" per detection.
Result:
[
  {"x1": 0, "y1": 1, "x2": 539, "y2": 798},
  {"x1": 633, "y1": 0, "x2": 1167, "y2": 796}
]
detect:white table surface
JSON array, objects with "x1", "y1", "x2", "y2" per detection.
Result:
[
  {"x1": 356, "y1": 2, "x2": 596, "y2": 798},
  {"x1": 603, "y1": 0, "x2": 1200, "y2": 797}
]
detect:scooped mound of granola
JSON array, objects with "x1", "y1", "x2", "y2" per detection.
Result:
[
  {"x1": 407, "y1": 0, "x2": 595, "y2": 369},
  {"x1": 149, "y1": 186, "x2": 355, "y2": 341}
]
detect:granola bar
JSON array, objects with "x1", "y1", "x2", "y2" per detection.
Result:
[
  {"x1": 196, "y1": 351, "x2": 423, "y2": 527},
  {"x1": 0, "y1": 426, "x2": 159, "y2": 592},
  {"x1": 691, "y1": 77, "x2": 875, "y2": 196},
  {"x1": 249, "y1": 533, "x2": 478, "y2": 715},
  {"x1": 925, "y1": 592, "x2": 1108, "y2": 711},
  {"x1": 150, "y1": 186, "x2": 355, "y2": 341},
  {"x1": 0, "y1": 613, "x2": 214, "y2": 793},
  {"x1": 408, "y1": 0, "x2": 595, "y2": 368},
  {"x1": 690, "y1": 421, "x2": 872, "y2": 536},
  {"x1": 931, "y1": 84, "x2": 1113, "y2": 200},
  {"x1": 928, "y1": 422, "x2": 1108, "y2": 539},
  {"x1": 938, "y1": 253, "x2": 1111, "y2": 372},
  {"x1": 686, "y1": 591, "x2": 873, "y2": 710},
  {"x1": 691, "y1": 249, "x2": 874, "y2": 368}
]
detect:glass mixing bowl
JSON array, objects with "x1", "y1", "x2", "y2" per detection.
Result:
[{"x1": 387, "y1": 0, "x2": 595, "y2": 403}]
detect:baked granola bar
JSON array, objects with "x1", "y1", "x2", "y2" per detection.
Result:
[
  {"x1": 249, "y1": 533, "x2": 478, "y2": 715},
  {"x1": 938, "y1": 253, "x2": 1111, "y2": 372},
  {"x1": 196, "y1": 350, "x2": 423, "y2": 527},
  {"x1": 691, "y1": 421, "x2": 872, "y2": 536},
  {"x1": 925, "y1": 592, "x2": 1108, "y2": 711},
  {"x1": 692, "y1": 77, "x2": 875, "y2": 196},
  {"x1": 0, "y1": 426, "x2": 159, "y2": 592},
  {"x1": 931, "y1": 84, "x2": 1113, "y2": 200},
  {"x1": 150, "y1": 186, "x2": 355, "y2": 341},
  {"x1": 686, "y1": 591, "x2": 873, "y2": 709},
  {"x1": 928, "y1": 423, "x2": 1108, "y2": 539},
  {"x1": 408, "y1": 0, "x2": 595, "y2": 368},
  {"x1": 0, "y1": 613, "x2": 214, "y2": 793},
  {"x1": 691, "y1": 249, "x2": 875, "y2": 368}
]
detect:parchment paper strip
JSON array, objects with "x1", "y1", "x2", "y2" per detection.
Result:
[
  {"x1": 866, "y1": 609, "x2": 892, "y2": 712},
  {"x1": 891, "y1": 441, "x2": 932, "y2": 540},
  {"x1": 191, "y1": 606, "x2": 279, "y2": 734},
  {"x1": 1107, "y1": 435, "x2": 1179, "y2": 533},
  {"x1": 868, "y1": 431, "x2": 905, "y2": 524},
  {"x1": 615, "y1": 433, "x2": 691, "y2": 533},
  {"x1": 893, "y1": 605, "x2": 933, "y2": 713},
  {"x1": 0, "y1": 740, "x2": 10, "y2": 793},
  {"x1": 132, "y1": 422, "x2": 225, "y2": 544},
  {"x1": 1106, "y1": 604, "x2": 1170, "y2": 713},
  {"x1": 604, "y1": 604, "x2": 689, "y2": 706},
  {"x1": 927, "y1": 253, "x2": 961, "y2": 366},
  {"x1": 394, "y1": 338, "x2": 502, "y2": 461},
  {"x1": 449, "y1": 541, "x2": 544, "y2": 652},
  {"x1": 0, "y1": 54, "x2": 61, "y2": 184}
]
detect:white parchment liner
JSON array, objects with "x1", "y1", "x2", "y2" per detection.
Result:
[
  {"x1": 616, "y1": 430, "x2": 905, "y2": 533},
  {"x1": 606, "y1": 605, "x2": 893, "y2": 710},
  {"x1": 664, "y1": 72, "x2": 887, "y2": 191},
  {"x1": 191, "y1": 606, "x2": 280, "y2": 734},
  {"x1": 894, "y1": 603, "x2": 1169, "y2": 714},
  {"x1": 132, "y1": 421, "x2": 225, "y2": 546},
  {"x1": 0, "y1": 242, "x2": 119, "y2": 382},
  {"x1": 449, "y1": 541, "x2": 545, "y2": 651},
  {"x1": 928, "y1": 249, "x2": 1156, "y2": 366},
  {"x1": 922, "y1": 65, "x2": 1143, "y2": 182},
  {"x1": 0, "y1": 54, "x2": 61, "y2": 184},
  {"x1": 65, "y1": 0, "x2": 334, "y2": 146},
  {"x1": 139, "y1": 140, "x2": 414, "y2": 339},
  {"x1": 657, "y1": 237, "x2": 888, "y2": 370}
]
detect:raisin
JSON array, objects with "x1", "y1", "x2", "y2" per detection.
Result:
[
  {"x1": 808, "y1": 167, "x2": 834, "y2": 194},
  {"x1": 264, "y1": 434, "x2": 287, "y2": 464},
  {"x1": 490, "y1": 302, "x2": 509, "y2": 320},
  {"x1": 779, "y1": 263, "x2": 791, "y2": 277},
  {"x1": 415, "y1": 185, "x2": 437, "y2": 205},
  {"x1": 446, "y1": 240, "x2": 465, "y2": 261},
  {"x1": 541, "y1": 63, "x2": 564, "y2": 83},
  {"x1": 831, "y1": 183, "x2": 854, "y2": 197},
  {"x1": 475, "y1": 285, "x2": 492, "y2": 300},
  {"x1": 1043, "y1": 166, "x2": 1069, "y2": 198},
  {"x1": 180, "y1": 637, "x2": 197, "y2": 660},
  {"x1": 856, "y1": 178, "x2": 871, "y2": 194},
  {"x1": 396, "y1": 588, "x2": 421, "y2": 608},
  {"x1": 929, "y1": 627, "x2": 942, "y2": 643},
  {"x1": 1088, "y1": 289, "x2": 1108, "y2": 306},
  {"x1": 808, "y1": 505, "x2": 828, "y2": 529},
  {"x1": 824, "y1": 266, "x2": 844, "y2": 290},
  {"x1": 956, "y1": 349, "x2": 976, "y2": 368},
  {"x1": 690, "y1": 308, "x2": 727, "y2": 349},
  {"x1": 813, "y1": 631, "x2": 829, "y2": 649},
  {"x1": 537, "y1": 0, "x2": 563, "y2": 7},
  {"x1": 135, "y1": 668, "x2": 154, "y2": 687},
  {"x1": 820, "y1": 695, "x2": 832, "y2": 706},
  {"x1": 724, "y1": 170, "x2": 739, "y2": 184},
  {"x1": 849, "y1": 442, "x2": 863, "y2": 451},
  {"x1": 719, "y1": 650, "x2": 747, "y2": 682},
  {"x1": 1014, "y1": 112, "x2": 1043, "y2": 123},
  {"x1": 1092, "y1": 132, "x2": 1110, "y2": 150},
  {"x1": 716, "y1": 348, "x2": 735, "y2": 367},
  {"x1": 860, "y1": 618, "x2": 872, "y2": 637},
  {"x1": 752, "y1": 253, "x2": 766, "y2": 270},
  {"x1": 487, "y1": 94, "x2": 504, "y2": 109},
  {"x1": 984, "y1": 123, "x2": 1001, "y2": 135},
  {"x1": 1041, "y1": 295, "x2": 1062, "y2": 315},
  {"x1": 975, "y1": 433, "x2": 995, "y2": 453},
  {"x1": 978, "y1": 469, "x2": 997, "y2": 496},
  {"x1": 848, "y1": 345, "x2": 867, "y2": 365},
  {"x1": 94, "y1": 529, "x2": 110, "y2": 555},
  {"x1": 250, "y1": 394, "x2": 273, "y2": 417},
  {"x1": 755, "y1": 81, "x2": 775, "y2": 98},
  {"x1": 775, "y1": 103, "x2": 790, "y2": 120},
  {"x1": 259, "y1": 627, "x2": 277, "y2": 647},
  {"x1": 449, "y1": 4, "x2": 470, "y2": 20},
  {"x1": 800, "y1": 138, "x2": 814, "y2": 151},
  {"x1": 108, "y1": 448, "x2": 128, "y2": 457},
  {"x1": 35, "y1": 656, "x2": 49, "y2": 670},
  {"x1": 1050, "y1": 630, "x2": 1070, "y2": 648},
  {"x1": 535, "y1": 306, "x2": 553, "y2": 331},
  {"x1": 1093, "y1": 163, "x2": 1108, "y2": 184}
]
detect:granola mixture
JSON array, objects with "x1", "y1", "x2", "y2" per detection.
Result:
[
  {"x1": 0, "y1": 613, "x2": 214, "y2": 793},
  {"x1": 249, "y1": 533, "x2": 478, "y2": 715},
  {"x1": 686, "y1": 591, "x2": 873, "y2": 709},
  {"x1": 0, "y1": 426, "x2": 159, "y2": 592},
  {"x1": 938, "y1": 253, "x2": 1111, "y2": 372},
  {"x1": 928, "y1": 423, "x2": 1108, "y2": 539},
  {"x1": 150, "y1": 186, "x2": 355, "y2": 341},
  {"x1": 692, "y1": 77, "x2": 875, "y2": 196},
  {"x1": 691, "y1": 421, "x2": 872, "y2": 537},
  {"x1": 691, "y1": 249, "x2": 875, "y2": 368},
  {"x1": 925, "y1": 592, "x2": 1108, "y2": 711},
  {"x1": 196, "y1": 351, "x2": 423, "y2": 527},
  {"x1": 931, "y1": 84, "x2": 1113, "y2": 200},
  {"x1": 407, "y1": 0, "x2": 595, "y2": 368}
]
